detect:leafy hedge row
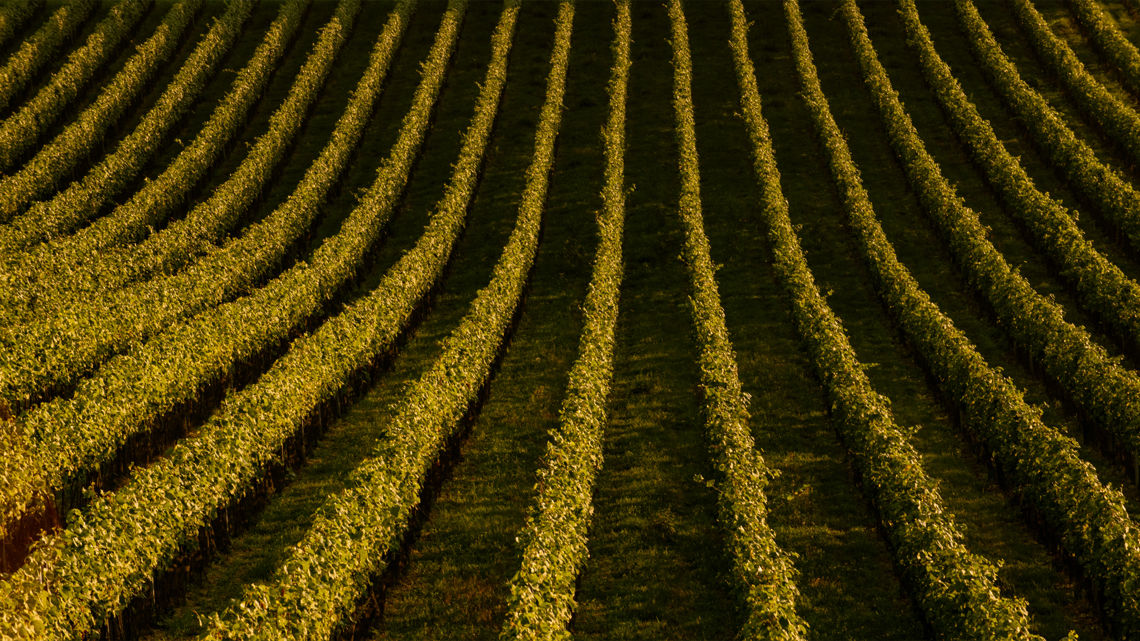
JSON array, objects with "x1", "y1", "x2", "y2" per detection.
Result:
[
  {"x1": 0, "y1": 0, "x2": 97, "y2": 115},
  {"x1": 4, "y1": 0, "x2": 344, "y2": 262},
  {"x1": 1006, "y1": 0, "x2": 1140, "y2": 170},
  {"x1": 900, "y1": 1, "x2": 1140, "y2": 368},
  {"x1": 0, "y1": 0, "x2": 363, "y2": 411},
  {"x1": 0, "y1": 0, "x2": 253, "y2": 253},
  {"x1": 0, "y1": 0, "x2": 311, "y2": 326},
  {"x1": 4, "y1": 0, "x2": 351, "y2": 255},
  {"x1": 0, "y1": 5, "x2": 499, "y2": 631},
  {"x1": 0, "y1": 3, "x2": 503, "y2": 634},
  {"x1": 0, "y1": 0, "x2": 44, "y2": 52},
  {"x1": 0, "y1": 0, "x2": 163, "y2": 193},
  {"x1": 953, "y1": 0, "x2": 1140, "y2": 256},
  {"x1": 669, "y1": 2, "x2": 806, "y2": 638},
  {"x1": 839, "y1": 0, "x2": 1140, "y2": 634},
  {"x1": 199, "y1": 3, "x2": 564, "y2": 638},
  {"x1": 0, "y1": 0, "x2": 441, "y2": 549},
  {"x1": 1064, "y1": 0, "x2": 1140, "y2": 98},
  {"x1": 882, "y1": 0, "x2": 1140, "y2": 480},
  {"x1": 499, "y1": 2, "x2": 626, "y2": 638},
  {"x1": 2, "y1": 0, "x2": 407, "y2": 403},
  {"x1": 753, "y1": 2, "x2": 1041, "y2": 638}
]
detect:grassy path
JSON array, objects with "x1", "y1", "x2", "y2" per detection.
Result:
[
  {"x1": 703, "y1": 2, "x2": 920, "y2": 637},
  {"x1": 568, "y1": 4, "x2": 740, "y2": 639},
  {"x1": 368, "y1": 2, "x2": 608, "y2": 638}
]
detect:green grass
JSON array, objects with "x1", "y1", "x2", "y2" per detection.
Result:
[
  {"x1": 567, "y1": 4, "x2": 742, "y2": 639},
  {"x1": 367, "y1": 2, "x2": 606, "y2": 638},
  {"x1": 697, "y1": 2, "x2": 927, "y2": 637}
]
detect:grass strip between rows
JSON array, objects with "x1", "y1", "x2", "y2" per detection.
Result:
[
  {"x1": 810, "y1": 0, "x2": 1140, "y2": 634},
  {"x1": 0, "y1": 0, "x2": 254, "y2": 253},
  {"x1": 748, "y1": 1, "x2": 1040, "y2": 637},
  {"x1": 0, "y1": 0, "x2": 171, "y2": 191},
  {"x1": 669, "y1": 1, "x2": 806, "y2": 638},
  {"x1": 0, "y1": 1, "x2": 494, "y2": 638},
  {"x1": 0, "y1": 0, "x2": 441, "y2": 552},
  {"x1": 952, "y1": 0, "x2": 1140, "y2": 257},
  {"x1": 498, "y1": 1, "x2": 627, "y2": 638},
  {"x1": 900, "y1": 1, "x2": 1140, "y2": 384},
  {"x1": 0, "y1": 0, "x2": 311, "y2": 328},
  {"x1": 0, "y1": 0, "x2": 45, "y2": 52},
  {"x1": 1063, "y1": 0, "x2": 1140, "y2": 99},
  {"x1": 868, "y1": 0, "x2": 1140, "y2": 502},
  {"x1": 0, "y1": 0, "x2": 98, "y2": 115},
  {"x1": 1005, "y1": 0, "x2": 1140, "y2": 171},
  {"x1": 199, "y1": 1, "x2": 562, "y2": 637}
]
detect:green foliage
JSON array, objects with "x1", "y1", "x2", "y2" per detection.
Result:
[
  {"x1": 0, "y1": 0, "x2": 164, "y2": 194},
  {"x1": 0, "y1": 0, "x2": 425, "y2": 547},
  {"x1": 0, "y1": 1, "x2": 517, "y2": 637},
  {"x1": 900, "y1": 0, "x2": 1140, "y2": 362},
  {"x1": 0, "y1": 0, "x2": 311, "y2": 327},
  {"x1": 869, "y1": 0, "x2": 1140, "y2": 520},
  {"x1": 0, "y1": 0, "x2": 44, "y2": 51},
  {"x1": 198, "y1": 2, "x2": 570, "y2": 636},
  {"x1": 668, "y1": 2, "x2": 806, "y2": 638},
  {"x1": 0, "y1": 0, "x2": 358, "y2": 413},
  {"x1": 952, "y1": 0, "x2": 1140, "y2": 257},
  {"x1": 0, "y1": 0, "x2": 97, "y2": 115},
  {"x1": 1064, "y1": 0, "x2": 1140, "y2": 98},
  {"x1": 498, "y1": 2, "x2": 626, "y2": 638},
  {"x1": 0, "y1": 0, "x2": 254, "y2": 253},
  {"x1": 774, "y1": 1, "x2": 1040, "y2": 637},
  {"x1": 835, "y1": 0, "x2": 1140, "y2": 634},
  {"x1": 1005, "y1": 0, "x2": 1140, "y2": 169}
]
